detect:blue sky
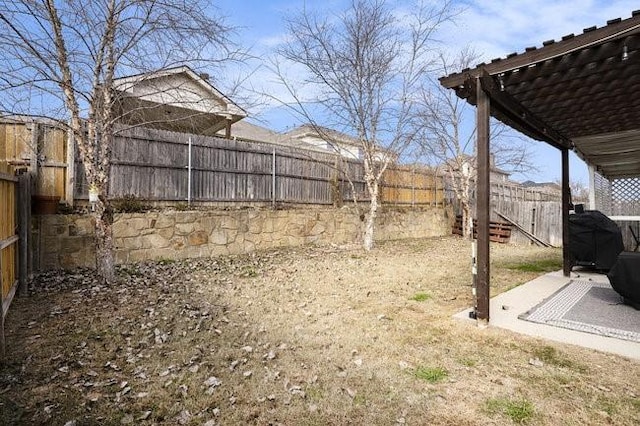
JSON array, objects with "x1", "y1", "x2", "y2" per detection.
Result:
[{"x1": 215, "y1": 0, "x2": 638, "y2": 184}]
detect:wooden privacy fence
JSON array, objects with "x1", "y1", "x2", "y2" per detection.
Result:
[
  {"x1": 71, "y1": 126, "x2": 445, "y2": 206},
  {"x1": 492, "y1": 200, "x2": 563, "y2": 247},
  {"x1": 381, "y1": 166, "x2": 444, "y2": 206},
  {"x1": 0, "y1": 120, "x2": 70, "y2": 203},
  {"x1": 491, "y1": 182, "x2": 561, "y2": 202},
  {"x1": 0, "y1": 166, "x2": 30, "y2": 360},
  {"x1": 2, "y1": 120, "x2": 445, "y2": 207}
]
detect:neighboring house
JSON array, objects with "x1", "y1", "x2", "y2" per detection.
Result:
[
  {"x1": 284, "y1": 124, "x2": 396, "y2": 162},
  {"x1": 521, "y1": 180, "x2": 561, "y2": 192},
  {"x1": 214, "y1": 120, "x2": 324, "y2": 152},
  {"x1": 284, "y1": 124, "x2": 363, "y2": 159},
  {"x1": 113, "y1": 66, "x2": 247, "y2": 136},
  {"x1": 444, "y1": 153, "x2": 516, "y2": 184},
  {"x1": 218, "y1": 121, "x2": 394, "y2": 161},
  {"x1": 218, "y1": 120, "x2": 283, "y2": 144}
]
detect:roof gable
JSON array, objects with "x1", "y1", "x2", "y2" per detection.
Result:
[{"x1": 114, "y1": 66, "x2": 246, "y2": 118}]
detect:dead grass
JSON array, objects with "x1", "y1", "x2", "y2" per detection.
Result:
[{"x1": 1, "y1": 236, "x2": 639, "y2": 425}]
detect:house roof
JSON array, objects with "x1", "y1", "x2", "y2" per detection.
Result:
[
  {"x1": 284, "y1": 124, "x2": 360, "y2": 147},
  {"x1": 220, "y1": 120, "x2": 283, "y2": 144},
  {"x1": 216, "y1": 121, "x2": 346, "y2": 152},
  {"x1": 113, "y1": 65, "x2": 246, "y2": 135},
  {"x1": 440, "y1": 11, "x2": 640, "y2": 180},
  {"x1": 521, "y1": 180, "x2": 561, "y2": 190},
  {"x1": 444, "y1": 153, "x2": 510, "y2": 176}
]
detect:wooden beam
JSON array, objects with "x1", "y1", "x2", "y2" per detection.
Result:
[
  {"x1": 440, "y1": 14, "x2": 640, "y2": 88},
  {"x1": 494, "y1": 210, "x2": 552, "y2": 247},
  {"x1": 478, "y1": 71, "x2": 572, "y2": 150},
  {"x1": 562, "y1": 148, "x2": 571, "y2": 277},
  {"x1": 476, "y1": 77, "x2": 491, "y2": 324}
]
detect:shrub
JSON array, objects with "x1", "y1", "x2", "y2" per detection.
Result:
[{"x1": 113, "y1": 195, "x2": 149, "y2": 213}]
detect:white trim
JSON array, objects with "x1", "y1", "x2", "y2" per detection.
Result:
[
  {"x1": 609, "y1": 216, "x2": 640, "y2": 221},
  {"x1": 588, "y1": 164, "x2": 596, "y2": 210}
]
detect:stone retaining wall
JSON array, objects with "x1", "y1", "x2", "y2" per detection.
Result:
[{"x1": 34, "y1": 207, "x2": 451, "y2": 270}]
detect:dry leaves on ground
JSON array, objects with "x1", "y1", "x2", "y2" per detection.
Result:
[{"x1": 1, "y1": 236, "x2": 638, "y2": 425}]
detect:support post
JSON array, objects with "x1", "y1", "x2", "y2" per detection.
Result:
[
  {"x1": 562, "y1": 148, "x2": 571, "y2": 277},
  {"x1": 225, "y1": 119, "x2": 232, "y2": 139},
  {"x1": 476, "y1": 77, "x2": 491, "y2": 324},
  {"x1": 588, "y1": 164, "x2": 596, "y2": 210}
]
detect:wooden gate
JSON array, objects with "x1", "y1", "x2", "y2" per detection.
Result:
[
  {"x1": 0, "y1": 166, "x2": 30, "y2": 360},
  {"x1": 0, "y1": 120, "x2": 70, "y2": 203}
]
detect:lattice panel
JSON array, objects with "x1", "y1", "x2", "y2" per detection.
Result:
[
  {"x1": 611, "y1": 177, "x2": 640, "y2": 216},
  {"x1": 593, "y1": 172, "x2": 612, "y2": 215}
]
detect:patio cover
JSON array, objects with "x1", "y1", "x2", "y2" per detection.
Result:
[{"x1": 439, "y1": 11, "x2": 640, "y2": 321}]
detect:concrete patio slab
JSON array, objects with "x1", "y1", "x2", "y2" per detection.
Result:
[{"x1": 453, "y1": 269, "x2": 640, "y2": 361}]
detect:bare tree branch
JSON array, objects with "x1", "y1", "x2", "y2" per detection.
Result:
[
  {"x1": 0, "y1": 0, "x2": 240, "y2": 282},
  {"x1": 269, "y1": 0, "x2": 456, "y2": 250},
  {"x1": 417, "y1": 48, "x2": 539, "y2": 238}
]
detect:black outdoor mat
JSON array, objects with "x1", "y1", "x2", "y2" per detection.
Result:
[{"x1": 519, "y1": 280, "x2": 640, "y2": 343}]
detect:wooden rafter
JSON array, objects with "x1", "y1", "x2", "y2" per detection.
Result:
[
  {"x1": 476, "y1": 71, "x2": 572, "y2": 150},
  {"x1": 439, "y1": 12, "x2": 640, "y2": 88}
]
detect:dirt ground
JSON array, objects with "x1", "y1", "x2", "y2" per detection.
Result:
[{"x1": 1, "y1": 236, "x2": 639, "y2": 425}]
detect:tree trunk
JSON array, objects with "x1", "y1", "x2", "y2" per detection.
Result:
[
  {"x1": 94, "y1": 197, "x2": 115, "y2": 284},
  {"x1": 462, "y1": 202, "x2": 472, "y2": 240},
  {"x1": 363, "y1": 178, "x2": 379, "y2": 251}
]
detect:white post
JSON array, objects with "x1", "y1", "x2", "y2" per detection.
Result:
[
  {"x1": 187, "y1": 136, "x2": 192, "y2": 206},
  {"x1": 588, "y1": 164, "x2": 596, "y2": 210}
]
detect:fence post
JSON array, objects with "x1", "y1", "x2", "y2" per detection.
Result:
[
  {"x1": 411, "y1": 167, "x2": 415, "y2": 208},
  {"x1": 272, "y1": 148, "x2": 276, "y2": 208},
  {"x1": 187, "y1": 137, "x2": 192, "y2": 206},
  {"x1": 18, "y1": 173, "x2": 31, "y2": 296},
  {"x1": 434, "y1": 173, "x2": 438, "y2": 207},
  {"x1": 65, "y1": 126, "x2": 75, "y2": 206},
  {"x1": 30, "y1": 122, "x2": 39, "y2": 184}
]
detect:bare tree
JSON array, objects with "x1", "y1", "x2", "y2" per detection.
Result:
[
  {"x1": 418, "y1": 49, "x2": 537, "y2": 238},
  {"x1": 0, "y1": 0, "x2": 239, "y2": 282},
  {"x1": 271, "y1": 0, "x2": 455, "y2": 250},
  {"x1": 554, "y1": 178, "x2": 589, "y2": 204}
]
